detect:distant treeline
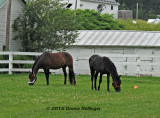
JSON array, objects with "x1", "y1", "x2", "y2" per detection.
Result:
[{"x1": 116, "y1": 0, "x2": 160, "y2": 20}]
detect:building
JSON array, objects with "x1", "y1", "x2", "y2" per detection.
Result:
[
  {"x1": 0, "y1": 0, "x2": 25, "y2": 51},
  {"x1": 61, "y1": 0, "x2": 120, "y2": 19},
  {"x1": 64, "y1": 30, "x2": 160, "y2": 76},
  {"x1": 118, "y1": 10, "x2": 133, "y2": 20}
]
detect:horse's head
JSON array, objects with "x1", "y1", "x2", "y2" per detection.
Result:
[
  {"x1": 112, "y1": 75, "x2": 121, "y2": 92},
  {"x1": 28, "y1": 72, "x2": 37, "y2": 85}
]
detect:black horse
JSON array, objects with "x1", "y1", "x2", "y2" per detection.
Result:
[
  {"x1": 89, "y1": 54, "x2": 121, "y2": 92},
  {"x1": 29, "y1": 52, "x2": 76, "y2": 85}
]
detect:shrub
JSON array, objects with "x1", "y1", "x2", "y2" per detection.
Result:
[
  {"x1": 118, "y1": 19, "x2": 160, "y2": 31},
  {"x1": 76, "y1": 9, "x2": 123, "y2": 30}
]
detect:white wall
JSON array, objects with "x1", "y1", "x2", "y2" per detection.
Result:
[
  {"x1": 9, "y1": 0, "x2": 24, "y2": 51},
  {"x1": 0, "y1": 1, "x2": 7, "y2": 51},
  {"x1": 60, "y1": 0, "x2": 81, "y2": 9},
  {"x1": 0, "y1": 0, "x2": 24, "y2": 51}
]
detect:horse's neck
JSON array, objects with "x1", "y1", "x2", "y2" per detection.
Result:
[
  {"x1": 32, "y1": 65, "x2": 39, "y2": 75},
  {"x1": 32, "y1": 61, "x2": 41, "y2": 75},
  {"x1": 110, "y1": 70, "x2": 118, "y2": 81}
]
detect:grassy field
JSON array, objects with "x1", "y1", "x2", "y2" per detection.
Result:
[{"x1": 0, "y1": 73, "x2": 160, "y2": 118}]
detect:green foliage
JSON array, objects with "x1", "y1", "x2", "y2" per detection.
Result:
[
  {"x1": 0, "y1": 74, "x2": 160, "y2": 117},
  {"x1": 0, "y1": 55, "x2": 8, "y2": 68},
  {"x1": 75, "y1": 9, "x2": 122, "y2": 30},
  {"x1": 13, "y1": 55, "x2": 34, "y2": 68},
  {"x1": 12, "y1": 0, "x2": 78, "y2": 52},
  {"x1": 118, "y1": 19, "x2": 160, "y2": 31}
]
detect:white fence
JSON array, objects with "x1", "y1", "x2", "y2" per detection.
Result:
[
  {"x1": 0, "y1": 52, "x2": 41, "y2": 74},
  {"x1": 0, "y1": 51, "x2": 160, "y2": 76}
]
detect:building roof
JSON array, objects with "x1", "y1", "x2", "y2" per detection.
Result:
[
  {"x1": 82, "y1": 0, "x2": 120, "y2": 5},
  {"x1": 0, "y1": 0, "x2": 7, "y2": 7},
  {"x1": 73, "y1": 30, "x2": 160, "y2": 47},
  {"x1": 0, "y1": 0, "x2": 26, "y2": 8}
]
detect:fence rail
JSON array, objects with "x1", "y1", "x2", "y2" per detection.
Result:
[{"x1": 0, "y1": 52, "x2": 42, "y2": 74}]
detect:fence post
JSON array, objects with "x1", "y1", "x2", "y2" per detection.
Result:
[{"x1": 9, "y1": 52, "x2": 13, "y2": 74}]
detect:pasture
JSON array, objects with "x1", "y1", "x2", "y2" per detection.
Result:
[{"x1": 0, "y1": 73, "x2": 160, "y2": 118}]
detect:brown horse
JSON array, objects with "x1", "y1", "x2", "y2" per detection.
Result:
[{"x1": 29, "y1": 52, "x2": 76, "y2": 85}]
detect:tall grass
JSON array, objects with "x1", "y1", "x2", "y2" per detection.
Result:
[{"x1": 0, "y1": 74, "x2": 160, "y2": 118}]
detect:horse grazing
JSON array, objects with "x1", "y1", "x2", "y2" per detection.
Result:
[
  {"x1": 29, "y1": 52, "x2": 76, "y2": 85},
  {"x1": 89, "y1": 54, "x2": 121, "y2": 92}
]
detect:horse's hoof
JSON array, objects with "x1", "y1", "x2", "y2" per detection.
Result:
[{"x1": 98, "y1": 87, "x2": 100, "y2": 91}]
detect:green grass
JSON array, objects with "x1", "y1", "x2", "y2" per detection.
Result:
[{"x1": 0, "y1": 74, "x2": 160, "y2": 118}]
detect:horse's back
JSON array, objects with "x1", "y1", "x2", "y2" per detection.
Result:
[
  {"x1": 45, "y1": 52, "x2": 72, "y2": 60},
  {"x1": 49, "y1": 52, "x2": 73, "y2": 67},
  {"x1": 89, "y1": 54, "x2": 114, "y2": 73},
  {"x1": 89, "y1": 54, "x2": 103, "y2": 71},
  {"x1": 89, "y1": 54, "x2": 101, "y2": 65}
]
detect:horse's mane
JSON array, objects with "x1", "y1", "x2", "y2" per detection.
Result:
[
  {"x1": 103, "y1": 56, "x2": 118, "y2": 78},
  {"x1": 32, "y1": 52, "x2": 49, "y2": 73},
  {"x1": 32, "y1": 56, "x2": 41, "y2": 72}
]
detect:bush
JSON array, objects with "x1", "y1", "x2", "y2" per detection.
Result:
[
  {"x1": 118, "y1": 19, "x2": 160, "y2": 31},
  {"x1": 76, "y1": 9, "x2": 123, "y2": 30},
  {"x1": 0, "y1": 55, "x2": 9, "y2": 68}
]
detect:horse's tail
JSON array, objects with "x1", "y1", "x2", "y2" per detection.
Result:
[{"x1": 69, "y1": 67, "x2": 76, "y2": 85}]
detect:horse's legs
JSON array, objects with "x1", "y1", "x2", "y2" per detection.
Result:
[
  {"x1": 44, "y1": 68, "x2": 49, "y2": 85},
  {"x1": 94, "y1": 72, "x2": 98, "y2": 90},
  {"x1": 98, "y1": 73, "x2": 103, "y2": 91},
  {"x1": 90, "y1": 67, "x2": 95, "y2": 90},
  {"x1": 107, "y1": 73, "x2": 110, "y2": 91},
  {"x1": 62, "y1": 66, "x2": 67, "y2": 85}
]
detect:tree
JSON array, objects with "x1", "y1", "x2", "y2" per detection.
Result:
[
  {"x1": 75, "y1": 9, "x2": 122, "y2": 30},
  {"x1": 12, "y1": 0, "x2": 78, "y2": 52}
]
